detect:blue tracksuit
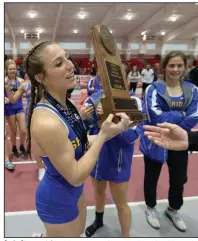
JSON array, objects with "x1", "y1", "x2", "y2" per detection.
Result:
[
  {"x1": 84, "y1": 89, "x2": 142, "y2": 182},
  {"x1": 139, "y1": 80, "x2": 198, "y2": 162}
]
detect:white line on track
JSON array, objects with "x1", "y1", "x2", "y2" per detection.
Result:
[
  {"x1": 11, "y1": 152, "x2": 197, "y2": 165},
  {"x1": 5, "y1": 196, "x2": 198, "y2": 216}
]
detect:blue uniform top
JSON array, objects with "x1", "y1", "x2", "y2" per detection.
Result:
[
  {"x1": 169, "y1": 94, "x2": 184, "y2": 111},
  {"x1": 34, "y1": 103, "x2": 84, "y2": 187},
  {"x1": 34, "y1": 102, "x2": 85, "y2": 224},
  {"x1": 5, "y1": 78, "x2": 23, "y2": 110}
]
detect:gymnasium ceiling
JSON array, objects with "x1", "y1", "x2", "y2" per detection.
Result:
[{"x1": 5, "y1": 2, "x2": 198, "y2": 42}]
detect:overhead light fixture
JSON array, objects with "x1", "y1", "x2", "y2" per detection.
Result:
[
  {"x1": 20, "y1": 29, "x2": 25, "y2": 34},
  {"x1": 28, "y1": 11, "x2": 37, "y2": 18},
  {"x1": 170, "y1": 15, "x2": 177, "y2": 22},
  {"x1": 37, "y1": 28, "x2": 43, "y2": 34},
  {"x1": 141, "y1": 31, "x2": 146, "y2": 36},
  {"x1": 125, "y1": 12, "x2": 133, "y2": 20},
  {"x1": 73, "y1": 29, "x2": 78, "y2": 34},
  {"x1": 161, "y1": 31, "x2": 165, "y2": 36},
  {"x1": 142, "y1": 35, "x2": 147, "y2": 41},
  {"x1": 109, "y1": 29, "x2": 113, "y2": 34},
  {"x1": 78, "y1": 12, "x2": 85, "y2": 19}
]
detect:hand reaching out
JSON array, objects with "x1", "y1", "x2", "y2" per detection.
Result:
[{"x1": 143, "y1": 122, "x2": 189, "y2": 150}]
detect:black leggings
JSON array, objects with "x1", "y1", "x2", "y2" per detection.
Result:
[
  {"x1": 129, "y1": 82, "x2": 138, "y2": 93},
  {"x1": 144, "y1": 150, "x2": 188, "y2": 210},
  {"x1": 142, "y1": 83, "x2": 150, "y2": 97}
]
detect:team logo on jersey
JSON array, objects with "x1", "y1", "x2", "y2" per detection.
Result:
[{"x1": 71, "y1": 137, "x2": 81, "y2": 149}]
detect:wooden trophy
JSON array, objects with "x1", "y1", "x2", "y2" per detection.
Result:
[{"x1": 90, "y1": 24, "x2": 146, "y2": 126}]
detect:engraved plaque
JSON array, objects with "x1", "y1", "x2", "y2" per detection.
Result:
[{"x1": 105, "y1": 61, "x2": 125, "y2": 90}]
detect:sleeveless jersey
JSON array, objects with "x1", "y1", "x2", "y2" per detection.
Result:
[
  {"x1": 5, "y1": 78, "x2": 23, "y2": 110},
  {"x1": 34, "y1": 103, "x2": 84, "y2": 187}
]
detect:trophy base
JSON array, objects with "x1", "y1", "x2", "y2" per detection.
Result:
[{"x1": 98, "y1": 110, "x2": 146, "y2": 128}]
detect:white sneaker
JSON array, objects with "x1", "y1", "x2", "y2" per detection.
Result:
[
  {"x1": 145, "y1": 207, "x2": 160, "y2": 229},
  {"x1": 38, "y1": 168, "x2": 45, "y2": 181},
  {"x1": 165, "y1": 208, "x2": 187, "y2": 232}
]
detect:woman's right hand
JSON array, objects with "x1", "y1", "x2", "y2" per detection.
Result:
[{"x1": 99, "y1": 113, "x2": 133, "y2": 141}]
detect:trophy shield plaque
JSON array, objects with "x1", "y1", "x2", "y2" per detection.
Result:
[{"x1": 90, "y1": 24, "x2": 146, "y2": 126}]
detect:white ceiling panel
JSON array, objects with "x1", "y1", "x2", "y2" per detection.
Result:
[{"x1": 5, "y1": 2, "x2": 198, "y2": 41}]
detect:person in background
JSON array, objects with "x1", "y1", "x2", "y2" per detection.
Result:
[
  {"x1": 153, "y1": 63, "x2": 161, "y2": 82},
  {"x1": 189, "y1": 59, "x2": 198, "y2": 87},
  {"x1": 4, "y1": 97, "x2": 15, "y2": 171},
  {"x1": 84, "y1": 88, "x2": 142, "y2": 238},
  {"x1": 5, "y1": 79, "x2": 45, "y2": 181},
  {"x1": 127, "y1": 65, "x2": 141, "y2": 93},
  {"x1": 183, "y1": 56, "x2": 195, "y2": 82},
  {"x1": 141, "y1": 64, "x2": 154, "y2": 99},
  {"x1": 143, "y1": 123, "x2": 198, "y2": 152},
  {"x1": 87, "y1": 72, "x2": 101, "y2": 96},
  {"x1": 4, "y1": 59, "x2": 27, "y2": 158},
  {"x1": 90, "y1": 64, "x2": 97, "y2": 76},
  {"x1": 139, "y1": 51, "x2": 198, "y2": 232},
  {"x1": 66, "y1": 88, "x2": 94, "y2": 121}
]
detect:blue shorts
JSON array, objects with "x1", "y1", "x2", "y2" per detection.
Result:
[
  {"x1": 5, "y1": 107, "x2": 24, "y2": 117},
  {"x1": 36, "y1": 175, "x2": 84, "y2": 224}
]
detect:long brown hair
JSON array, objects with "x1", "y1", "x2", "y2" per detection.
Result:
[
  {"x1": 24, "y1": 41, "x2": 89, "y2": 156},
  {"x1": 24, "y1": 41, "x2": 53, "y2": 156}
]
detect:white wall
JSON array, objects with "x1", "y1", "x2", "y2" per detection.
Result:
[{"x1": 5, "y1": 35, "x2": 196, "y2": 57}]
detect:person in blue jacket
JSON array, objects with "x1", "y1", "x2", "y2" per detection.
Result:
[
  {"x1": 86, "y1": 74, "x2": 101, "y2": 96},
  {"x1": 84, "y1": 88, "x2": 142, "y2": 237},
  {"x1": 139, "y1": 51, "x2": 198, "y2": 232}
]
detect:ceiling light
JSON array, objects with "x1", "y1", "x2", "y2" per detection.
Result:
[
  {"x1": 73, "y1": 29, "x2": 78, "y2": 34},
  {"x1": 141, "y1": 31, "x2": 146, "y2": 36},
  {"x1": 161, "y1": 31, "x2": 165, "y2": 36},
  {"x1": 28, "y1": 11, "x2": 37, "y2": 18},
  {"x1": 125, "y1": 13, "x2": 133, "y2": 20},
  {"x1": 109, "y1": 29, "x2": 113, "y2": 34},
  {"x1": 170, "y1": 15, "x2": 177, "y2": 22},
  {"x1": 142, "y1": 35, "x2": 147, "y2": 41},
  {"x1": 78, "y1": 12, "x2": 85, "y2": 19},
  {"x1": 20, "y1": 29, "x2": 25, "y2": 34},
  {"x1": 37, "y1": 28, "x2": 43, "y2": 34}
]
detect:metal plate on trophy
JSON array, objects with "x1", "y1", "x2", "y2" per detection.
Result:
[{"x1": 90, "y1": 24, "x2": 145, "y2": 126}]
